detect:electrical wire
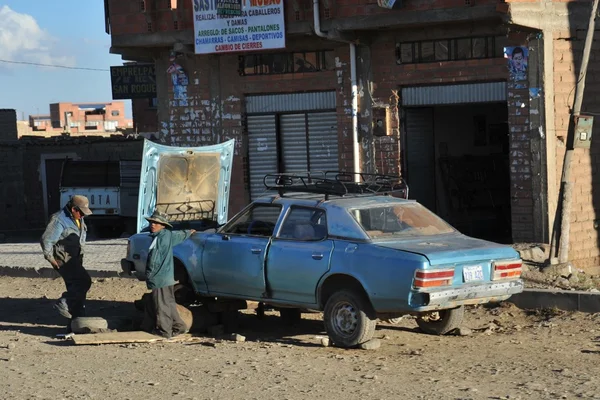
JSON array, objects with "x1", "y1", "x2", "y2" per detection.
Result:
[{"x1": 0, "y1": 59, "x2": 109, "y2": 72}]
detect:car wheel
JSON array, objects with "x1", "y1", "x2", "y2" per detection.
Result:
[
  {"x1": 323, "y1": 290, "x2": 376, "y2": 348},
  {"x1": 416, "y1": 306, "x2": 464, "y2": 335},
  {"x1": 174, "y1": 283, "x2": 195, "y2": 305}
]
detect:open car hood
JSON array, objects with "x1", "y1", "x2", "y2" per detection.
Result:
[{"x1": 137, "y1": 139, "x2": 235, "y2": 233}]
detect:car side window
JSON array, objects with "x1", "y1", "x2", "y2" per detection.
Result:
[
  {"x1": 277, "y1": 207, "x2": 328, "y2": 241},
  {"x1": 220, "y1": 204, "x2": 282, "y2": 237}
]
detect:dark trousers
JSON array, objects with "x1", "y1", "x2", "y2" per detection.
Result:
[
  {"x1": 142, "y1": 285, "x2": 186, "y2": 338},
  {"x1": 57, "y1": 256, "x2": 92, "y2": 319}
]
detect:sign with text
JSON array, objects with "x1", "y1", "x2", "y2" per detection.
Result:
[
  {"x1": 217, "y1": 0, "x2": 242, "y2": 16},
  {"x1": 193, "y1": 0, "x2": 285, "y2": 54},
  {"x1": 110, "y1": 64, "x2": 157, "y2": 100},
  {"x1": 377, "y1": 0, "x2": 402, "y2": 9}
]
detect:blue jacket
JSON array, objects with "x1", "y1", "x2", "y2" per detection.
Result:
[
  {"x1": 146, "y1": 229, "x2": 193, "y2": 289},
  {"x1": 40, "y1": 206, "x2": 87, "y2": 265}
]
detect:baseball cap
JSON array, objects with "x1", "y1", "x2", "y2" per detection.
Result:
[{"x1": 71, "y1": 195, "x2": 93, "y2": 216}]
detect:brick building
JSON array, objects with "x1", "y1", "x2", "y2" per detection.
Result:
[
  {"x1": 48, "y1": 102, "x2": 133, "y2": 133},
  {"x1": 105, "y1": 0, "x2": 600, "y2": 270}
]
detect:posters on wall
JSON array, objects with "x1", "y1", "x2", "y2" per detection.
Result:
[
  {"x1": 167, "y1": 52, "x2": 189, "y2": 106},
  {"x1": 504, "y1": 46, "x2": 528, "y2": 83},
  {"x1": 193, "y1": 0, "x2": 285, "y2": 54}
]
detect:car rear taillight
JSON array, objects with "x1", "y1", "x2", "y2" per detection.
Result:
[
  {"x1": 492, "y1": 260, "x2": 522, "y2": 281},
  {"x1": 413, "y1": 268, "x2": 455, "y2": 289}
]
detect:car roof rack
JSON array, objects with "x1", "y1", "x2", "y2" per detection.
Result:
[{"x1": 263, "y1": 171, "x2": 409, "y2": 200}]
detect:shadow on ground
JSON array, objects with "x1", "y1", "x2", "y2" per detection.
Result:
[
  {"x1": 0, "y1": 296, "x2": 420, "y2": 348},
  {"x1": 0, "y1": 297, "x2": 138, "y2": 338}
]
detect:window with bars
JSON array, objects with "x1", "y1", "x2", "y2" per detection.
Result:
[
  {"x1": 239, "y1": 50, "x2": 335, "y2": 76},
  {"x1": 395, "y1": 36, "x2": 508, "y2": 65}
]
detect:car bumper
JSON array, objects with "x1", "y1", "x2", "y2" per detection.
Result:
[{"x1": 410, "y1": 279, "x2": 524, "y2": 311}]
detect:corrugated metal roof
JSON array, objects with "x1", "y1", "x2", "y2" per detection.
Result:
[
  {"x1": 401, "y1": 82, "x2": 507, "y2": 106},
  {"x1": 246, "y1": 91, "x2": 336, "y2": 113}
]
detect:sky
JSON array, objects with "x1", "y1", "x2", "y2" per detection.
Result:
[{"x1": 0, "y1": 1, "x2": 132, "y2": 119}]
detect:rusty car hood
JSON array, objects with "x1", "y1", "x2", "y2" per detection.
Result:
[{"x1": 137, "y1": 139, "x2": 235, "y2": 233}]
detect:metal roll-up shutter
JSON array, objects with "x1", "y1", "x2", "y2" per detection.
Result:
[
  {"x1": 401, "y1": 82, "x2": 507, "y2": 106},
  {"x1": 405, "y1": 108, "x2": 436, "y2": 211},
  {"x1": 280, "y1": 114, "x2": 308, "y2": 173},
  {"x1": 308, "y1": 111, "x2": 338, "y2": 173},
  {"x1": 247, "y1": 115, "x2": 277, "y2": 200}
]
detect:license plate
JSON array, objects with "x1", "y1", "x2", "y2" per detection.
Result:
[{"x1": 463, "y1": 265, "x2": 484, "y2": 282}]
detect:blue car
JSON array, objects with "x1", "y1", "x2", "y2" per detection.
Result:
[{"x1": 122, "y1": 139, "x2": 523, "y2": 348}]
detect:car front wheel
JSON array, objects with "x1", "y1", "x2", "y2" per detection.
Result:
[
  {"x1": 323, "y1": 290, "x2": 376, "y2": 348},
  {"x1": 416, "y1": 306, "x2": 464, "y2": 335}
]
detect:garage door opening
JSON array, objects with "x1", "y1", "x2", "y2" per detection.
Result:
[{"x1": 404, "y1": 103, "x2": 511, "y2": 243}]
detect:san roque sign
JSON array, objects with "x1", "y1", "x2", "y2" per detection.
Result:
[
  {"x1": 193, "y1": 0, "x2": 285, "y2": 54},
  {"x1": 110, "y1": 64, "x2": 157, "y2": 100}
]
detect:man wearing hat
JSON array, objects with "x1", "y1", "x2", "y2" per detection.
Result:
[
  {"x1": 142, "y1": 210, "x2": 195, "y2": 338},
  {"x1": 40, "y1": 195, "x2": 93, "y2": 329}
]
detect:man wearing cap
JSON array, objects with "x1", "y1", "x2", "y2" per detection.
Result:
[
  {"x1": 142, "y1": 210, "x2": 196, "y2": 338},
  {"x1": 40, "y1": 195, "x2": 93, "y2": 328}
]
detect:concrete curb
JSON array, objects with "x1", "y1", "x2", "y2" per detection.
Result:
[
  {"x1": 508, "y1": 289, "x2": 600, "y2": 313},
  {"x1": 0, "y1": 266, "x2": 135, "y2": 280}
]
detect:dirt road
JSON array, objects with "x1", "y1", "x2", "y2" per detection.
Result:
[{"x1": 0, "y1": 276, "x2": 599, "y2": 400}]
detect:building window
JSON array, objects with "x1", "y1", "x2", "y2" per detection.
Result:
[
  {"x1": 239, "y1": 50, "x2": 335, "y2": 76},
  {"x1": 111, "y1": 110, "x2": 120, "y2": 116},
  {"x1": 140, "y1": 0, "x2": 146, "y2": 11},
  {"x1": 396, "y1": 36, "x2": 503, "y2": 64},
  {"x1": 150, "y1": 98, "x2": 158, "y2": 108},
  {"x1": 147, "y1": 22, "x2": 152, "y2": 32}
]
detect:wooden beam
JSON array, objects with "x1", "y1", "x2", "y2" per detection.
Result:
[{"x1": 70, "y1": 331, "x2": 202, "y2": 346}]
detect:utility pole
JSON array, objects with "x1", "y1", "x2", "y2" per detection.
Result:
[{"x1": 553, "y1": 0, "x2": 599, "y2": 264}]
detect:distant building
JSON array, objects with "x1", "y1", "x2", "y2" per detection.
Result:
[
  {"x1": 48, "y1": 102, "x2": 132, "y2": 133},
  {"x1": 28, "y1": 115, "x2": 52, "y2": 131}
]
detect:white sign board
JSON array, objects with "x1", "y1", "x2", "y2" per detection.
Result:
[{"x1": 193, "y1": 0, "x2": 286, "y2": 54}]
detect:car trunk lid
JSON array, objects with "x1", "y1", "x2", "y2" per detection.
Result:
[{"x1": 373, "y1": 233, "x2": 519, "y2": 265}]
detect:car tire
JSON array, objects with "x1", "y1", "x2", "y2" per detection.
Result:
[
  {"x1": 71, "y1": 317, "x2": 109, "y2": 334},
  {"x1": 174, "y1": 283, "x2": 195, "y2": 305},
  {"x1": 416, "y1": 306, "x2": 465, "y2": 335},
  {"x1": 323, "y1": 290, "x2": 376, "y2": 348}
]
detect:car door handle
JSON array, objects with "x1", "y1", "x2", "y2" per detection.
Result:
[
  {"x1": 251, "y1": 248, "x2": 262, "y2": 254},
  {"x1": 312, "y1": 253, "x2": 324, "y2": 260}
]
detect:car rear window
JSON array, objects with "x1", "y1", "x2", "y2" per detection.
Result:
[{"x1": 349, "y1": 202, "x2": 455, "y2": 239}]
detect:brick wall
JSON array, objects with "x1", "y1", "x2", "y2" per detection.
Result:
[
  {"x1": 157, "y1": 39, "x2": 352, "y2": 216},
  {"x1": 107, "y1": 0, "x2": 501, "y2": 38},
  {"x1": 132, "y1": 98, "x2": 159, "y2": 135},
  {"x1": 367, "y1": 32, "x2": 509, "y2": 176},
  {"x1": 0, "y1": 109, "x2": 18, "y2": 142},
  {"x1": 0, "y1": 143, "x2": 25, "y2": 232},
  {"x1": 552, "y1": 28, "x2": 600, "y2": 268}
]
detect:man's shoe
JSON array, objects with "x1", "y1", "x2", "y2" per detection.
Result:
[{"x1": 53, "y1": 298, "x2": 72, "y2": 319}]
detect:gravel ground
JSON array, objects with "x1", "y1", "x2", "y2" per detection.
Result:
[{"x1": 1, "y1": 277, "x2": 600, "y2": 400}]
